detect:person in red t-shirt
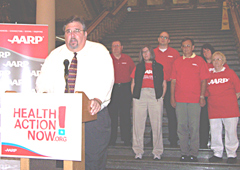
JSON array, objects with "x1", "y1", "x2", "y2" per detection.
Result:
[
  {"x1": 199, "y1": 44, "x2": 230, "y2": 149},
  {"x1": 131, "y1": 45, "x2": 166, "y2": 160},
  {"x1": 154, "y1": 31, "x2": 180, "y2": 147},
  {"x1": 108, "y1": 40, "x2": 135, "y2": 146},
  {"x1": 207, "y1": 51, "x2": 240, "y2": 164},
  {"x1": 171, "y1": 38, "x2": 210, "y2": 162},
  {"x1": 199, "y1": 43, "x2": 215, "y2": 149}
]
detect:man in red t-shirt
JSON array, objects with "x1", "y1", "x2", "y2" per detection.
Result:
[
  {"x1": 171, "y1": 38, "x2": 210, "y2": 162},
  {"x1": 154, "y1": 31, "x2": 180, "y2": 147},
  {"x1": 108, "y1": 40, "x2": 135, "y2": 146}
]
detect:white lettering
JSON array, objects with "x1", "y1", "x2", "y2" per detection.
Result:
[
  {"x1": 0, "y1": 70, "x2": 11, "y2": 76},
  {"x1": 3, "y1": 61, "x2": 29, "y2": 67},
  {"x1": 145, "y1": 69, "x2": 152, "y2": 74},
  {"x1": 9, "y1": 79, "x2": 22, "y2": 86},
  {"x1": 30, "y1": 70, "x2": 41, "y2": 77},
  {"x1": 0, "y1": 51, "x2": 10, "y2": 58},
  {"x1": 8, "y1": 36, "x2": 44, "y2": 44},
  {"x1": 208, "y1": 78, "x2": 229, "y2": 85},
  {"x1": 5, "y1": 148, "x2": 17, "y2": 152}
]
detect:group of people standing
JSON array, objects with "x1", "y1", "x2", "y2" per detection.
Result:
[
  {"x1": 36, "y1": 14, "x2": 240, "y2": 169},
  {"x1": 108, "y1": 31, "x2": 240, "y2": 164}
]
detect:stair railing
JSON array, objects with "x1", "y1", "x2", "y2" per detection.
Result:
[
  {"x1": 229, "y1": 5, "x2": 240, "y2": 60},
  {"x1": 87, "y1": 0, "x2": 128, "y2": 42}
]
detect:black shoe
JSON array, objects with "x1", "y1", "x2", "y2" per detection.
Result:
[
  {"x1": 208, "y1": 156, "x2": 223, "y2": 163},
  {"x1": 180, "y1": 155, "x2": 189, "y2": 162},
  {"x1": 227, "y1": 157, "x2": 237, "y2": 164},
  {"x1": 189, "y1": 155, "x2": 198, "y2": 162}
]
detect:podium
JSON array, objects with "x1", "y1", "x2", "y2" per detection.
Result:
[{"x1": 4, "y1": 91, "x2": 97, "y2": 170}]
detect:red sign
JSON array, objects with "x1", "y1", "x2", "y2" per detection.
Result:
[{"x1": 0, "y1": 24, "x2": 48, "y2": 92}]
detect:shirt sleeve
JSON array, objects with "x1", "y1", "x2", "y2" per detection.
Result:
[
  {"x1": 230, "y1": 69, "x2": 240, "y2": 93},
  {"x1": 130, "y1": 67, "x2": 136, "y2": 79},
  {"x1": 171, "y1": 61, "x2": 177, "y2": 80},
  {"x1": 200, "y1": 60, "x2": 211, "y2": 80},
  {"x1": 129, "y1": 57, "x2": 136, "y2": 74}
]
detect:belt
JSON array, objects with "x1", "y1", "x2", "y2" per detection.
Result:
[{"x1": 114, "y1": 82, "x2": 131, "y2": 87}]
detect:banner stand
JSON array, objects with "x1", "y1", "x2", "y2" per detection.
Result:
[{"x1": 4, "y1": 91, "x2": 97, "y2": 170}]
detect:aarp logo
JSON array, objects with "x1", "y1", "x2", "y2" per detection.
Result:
[{"x1": 8, "y1": 35, "x2": 44, "y2": 44}]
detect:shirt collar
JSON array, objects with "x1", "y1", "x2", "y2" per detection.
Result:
[
  {"x1": 213, "y1": 67, "x2": 226, "y2": 73},
  {"x1": 158, "y1": 47, "x2": 167, "y2": 52},
  {"x1": 183, "y1": 53, "x2": 196, "y2": 59}
]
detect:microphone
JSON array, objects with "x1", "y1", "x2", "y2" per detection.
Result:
[
  {"x1": 63, "y1": 59, "x2": 69, "y2": 93},
  {"x1": 63, "y1": 59, "x2": 69, "y2": 76}
]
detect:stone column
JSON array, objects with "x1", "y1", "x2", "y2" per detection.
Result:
[{"x1": 36, "y1": 0, "x2": 55, "y2": 54}]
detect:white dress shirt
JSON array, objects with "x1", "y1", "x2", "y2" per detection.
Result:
[{"x1": 36, "y1": 40, "x2": 114, "y2": 109}]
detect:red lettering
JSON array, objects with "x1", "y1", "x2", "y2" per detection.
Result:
[
  {"x1": 36, "y1": 131, "x2": 44, "y2": 140},
  {"x1": 28, "y1": 119, "x2": 34, "y2": 129},
  {"x1": 49, "y1": 109, "x2": 56, "y2": 119},
  {"x1": 28, "y1": 130, "x2": 55, "y2": 141},
  {"x1": 28, "y1": 109, "x2": 35, "y2": 118},
  {"x1": 49, "y1": 120, "x2": 56, "y2": 130},
  {"x1": 54, "y1": 136, "x2": 67, "y2": 142},
  {"x1": 22, "y1": 119, "x2": 29, "y2": 129},
  {"x1": 42, "y1": 109, "x2": 48, "y2": 118},
  {"x1": 22, "y1": 108, "x2": 27, "y2": 118},
  {"x1": 40, "y1": 120, "x2": 48, "y2": 130},
  {"x1": 37, "y1": 109, "x2": 42, "y2": 118},
  {"x1": 13, "y1": 108, "x2": 21, "y2": 118},
  {"x1": 28, "y1": 130, "x2": 35, "y2": 140},
  {"x1": 14, "y1": 119, "x2": 21, "y2": 129},
  {"x1": 45, "y1": 131, "x2": 55, "y2": 141}
]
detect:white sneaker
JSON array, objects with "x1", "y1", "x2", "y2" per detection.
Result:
[
  {"x1": 153, "y1": 154, "x2": 161, "y2": 160},
  {"x1": 135, "y1": 153, "x2": 142, "y2": 159}
]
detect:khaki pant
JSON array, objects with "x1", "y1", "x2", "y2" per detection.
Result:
[
  {"x1": 132, "y1": 88, "x2": 164, "y2": 156},
  {"x1": 176, "y1": 102, "x2": 201, "y2": 157}
]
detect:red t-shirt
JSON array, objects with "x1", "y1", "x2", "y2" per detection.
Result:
[
  {"x1": 131, "y1": 63, "x2": 154, "y2": 88},
  {"x1": 111, "y1": 53, "x2": 135, "y2": 83},
  {"x1": 207, "y1": 68, "x2": 240, "y2": 119},
  {"x1": 154, "y1": 46, "x2": 180, "y2": 81},
  {"x1": 171, "y1": 55, "x2": 210, "y2": 103}
]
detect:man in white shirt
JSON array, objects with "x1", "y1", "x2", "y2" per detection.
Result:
[{"x1": 36, "y1": 15, "x2": 114, "y2": 170}]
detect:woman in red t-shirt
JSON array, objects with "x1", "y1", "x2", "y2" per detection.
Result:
[
  {"x1": 207, "y1": 51, "x2": 240, "y2": 164},
  {"x1": 199, "y1": 43, "x2": 215, "y2": 149},
  {"x1": 130, "y1": 45, "x2": 166, "y2": 160}
]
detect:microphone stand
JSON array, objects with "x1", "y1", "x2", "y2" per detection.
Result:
[
  {"x1": 65, "y1": 74, "x2": 69, "y2": 93},
  {"x1": 63, "y1": 59, "x2": 69, "y2": 93}
]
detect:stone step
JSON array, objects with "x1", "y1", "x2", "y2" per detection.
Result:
[{"x1": 106, "y1": 147, "x2": 240, "y2": 170}]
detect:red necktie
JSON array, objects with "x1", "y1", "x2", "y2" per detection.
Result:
[{"x1": 67, "y1": 52, "x2": 77, "y2": 93}]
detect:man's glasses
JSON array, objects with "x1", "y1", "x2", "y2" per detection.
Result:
[
  {"x1": 65, "y1": 29, "x2": 84, "y2": 34},
  {"x1": 182, "y1": 44, "x2": 191, "y2": 48},
  {"x1": 160, "y1": 36, "x2": 169, "y2": 40}
]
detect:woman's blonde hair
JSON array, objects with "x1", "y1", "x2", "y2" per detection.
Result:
[{"x1": 212, "y1": 51, "x2": 226, "y2": 65}]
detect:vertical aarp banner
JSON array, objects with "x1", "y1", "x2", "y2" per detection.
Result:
[{"x1": 0, "y1": 24, "x2": 48, "y2": 93}]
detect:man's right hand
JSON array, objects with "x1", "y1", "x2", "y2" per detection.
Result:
[{"x1": 171, "y1": 97, "x2": 176, "y2": 108}]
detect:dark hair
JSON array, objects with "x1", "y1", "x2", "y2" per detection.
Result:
[
  {"x1": 139, "y1": 45, "x2": 155, "y2": 63},
  {"x1": 111, "y1": 40, "x2": 122, "y2": 46},
  {"x1": 160, "y1": 31, "x2": 170, "y2": 39},
  {"x1": 62, "y1": 15, "x2": 86, "y2": 32},
  {"x1": 181, "y1": 38, "x2": 194, "y2": 46},
  {"x1": 200, "y1": 43, "x2": 215, "y2": 62}
]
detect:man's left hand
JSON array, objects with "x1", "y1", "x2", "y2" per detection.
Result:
[{"x1": 90, "y1": 98, "x2": 101, "y2": 115}]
